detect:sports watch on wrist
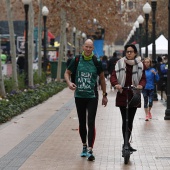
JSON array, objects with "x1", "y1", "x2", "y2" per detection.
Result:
[{"x1": 103, "y1": 92, "x2": 107, "y2": 97}]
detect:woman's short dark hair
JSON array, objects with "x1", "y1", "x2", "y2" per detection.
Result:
[{"x1": 124, "y1": 44, "x2": 138, "y2": 53}]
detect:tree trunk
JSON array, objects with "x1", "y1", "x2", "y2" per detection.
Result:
[
  {"x1": 57, "y1": 8, "x2": 66, "y2": 81},
  {"x1": 28, "y1": 2, "x2": 34, "y2": 87},
  {"x1": 75, "y1": 30, "x2": 79, "y2": 55},
  {"x1": 0, "y1": 37, "x2": 6, "y2": 97},
  {"x1": 5, "y1": 0, "x2": 18, "y2": 89},
  {"x1": 71, "y1": 29, "x2": 73, "y2": 54},
  {"x1": 63, "y1": 26, "x2": 67, "y2": 62}
]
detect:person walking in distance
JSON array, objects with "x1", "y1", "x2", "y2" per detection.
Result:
[
  {"x1": 108, "y1": 51, "x2": 119, "y2": 75},
  {"x1": 64, "y1": 39, "x2": 108, "y2": 161},
  {"x1": 142, "y1": 58, "x2": 159, "y2": 121},
  {"x1": 101, "y1": 55, "x2": 109, "y2": 79},
  {"x1": 108, "y1": 51, "x2": 119, "y2": 89},
  {"x1": 110, "y1": 44, "x2": 146, "y2": 153},
  {"x1": 0, "y1": 51, "x2": 7, "y2": 64}
]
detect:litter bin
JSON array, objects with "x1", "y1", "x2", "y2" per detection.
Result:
[{"x1": 50, "y1": 61, "x2": 66, "y2": 80}]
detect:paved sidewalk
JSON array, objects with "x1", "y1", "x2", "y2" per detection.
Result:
[{"x1": 0, "y1": 81, "x2": 170, "y2": 170}]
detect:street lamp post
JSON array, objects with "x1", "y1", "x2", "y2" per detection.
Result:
[
  {"x1": 73, "y1": 27, "x2": 76, "y2": 56},
  {"x1": 137, "y1": 15, "x2": 144, "y2": 56},
  {"x1": 164, "y1": 0, "x2": 170, "y2": 120},
  {"x1": 143, "y1": 2, "x2": 151, "y2": 58},
  {"x1": 22, "y1": 0, "x2": 32, "y2": 86},
  {"x1": 82, "y1": 32, "x2": 86, "y2": 43},
  {"x1": 151, "y1": 0, "x2": 157, "y2": 63},
  {"x1": 151, "y1": 0, "x2": 158, "y2": 101},
  {"x1": 42, "y1": 6, "x2": 49, "y2": 72}
]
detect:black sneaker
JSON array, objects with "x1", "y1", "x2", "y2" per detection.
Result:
[
  {"x1": 122, "y1": 144, "x2": 137, "y2": 157},
  {"x1": 122, "y1": 144, "x2": 128, "y2": 157},
  {"x1": 129, "y1": 145, "x2": 137, "y2": 152},
  {"x1": 87, "y1": 150, "x2": 95, "y2": 161}
]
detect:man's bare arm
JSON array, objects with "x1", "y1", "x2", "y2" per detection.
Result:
[{"x1": 64, "y1": 69, "x2": 77, "y2": 90}]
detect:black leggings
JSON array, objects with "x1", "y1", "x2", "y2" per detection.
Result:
[
  {"x1": 75, "y1": 97, "x2": 98, "y2": 148},
  {"x1": 119, "y1": 107, "x2": 137, "y2": 144}
]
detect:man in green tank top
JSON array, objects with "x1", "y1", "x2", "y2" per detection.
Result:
[{"x1": 64, "y1": 39, "x2": 108, "y2": 161}]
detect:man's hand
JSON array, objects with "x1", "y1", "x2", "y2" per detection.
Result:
[
  {"x1": 68, "y1": 82, "x2": 77, "y2": 90},
  {"x1": 64, "y1": 69, "x2": 77, "y2": 90},
  {"x1": 102, "y1": 96, "x2": 108, "y2": 107},
  {"x1": 114, "y1": 84, "x2": 122, "y2": 90}
]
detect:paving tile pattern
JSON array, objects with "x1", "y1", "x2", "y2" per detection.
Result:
[{"x1": 0, "y1": 83, "x2": 170, "y2": 170}]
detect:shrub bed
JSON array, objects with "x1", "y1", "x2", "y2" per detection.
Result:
[{"x1": 0, "y1": 82, "x2": 67, "y2": 124}]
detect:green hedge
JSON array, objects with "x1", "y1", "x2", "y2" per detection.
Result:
[{"x1": 0, "y1": 82, "x2": 67, "y2": 124}]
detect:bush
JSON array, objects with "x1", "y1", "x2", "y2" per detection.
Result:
[
  {"x1": 4, "y1": 71, "x2": 47, "y2": 93},
  {"x1": 0, "y1": 81, "x2": 67, "y2": 124}
]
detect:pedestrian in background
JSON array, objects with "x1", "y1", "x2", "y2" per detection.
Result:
[
  {"x1": 160, "y1": 55, "x2": 168, "y2": 97},
  {"x1": 110, "y1": 44, "x2": 146, "y2": 153},
  {"x1": 142, "y1": 58, "x2": 159, "y2": 121},
  {"x1": 1, "y1": 51, "x2": 7, "y2": 64},
  {"x1": 66, "y1": 50, "x2": 73, "y2": 67},
  {"x1": 101, "y1": 55, "x2": 109, "y2": 79},
  {"x1": 17, "y1": 52, "x2": 25, "y2": 74},
  {"x1": 64, "y1": 39, "x2": 108, "y2": 161},
  {"x1": 156, "y1": 56, "x2": 163, "y2": 92},
  {"x1": 108, "y1": 51, "x2": 119, "y2": 76},
  {"x1": 108, "y1": 51, "x2": 119, "y2": 89}
]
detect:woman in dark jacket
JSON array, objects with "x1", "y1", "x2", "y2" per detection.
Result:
[{"x1": 110, "y1": 44, "x2": 146, "y2": 153}]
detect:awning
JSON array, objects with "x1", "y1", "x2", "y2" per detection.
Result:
[
  {"x1": 48, "y1": 31, "x2": 55, "y2": 39},
  {"x1": 42, "y1": 31, "x2": 55, "y2": 42},
  {"x1": 48, "y1": 31, "x2": 55, "y2": 42}
]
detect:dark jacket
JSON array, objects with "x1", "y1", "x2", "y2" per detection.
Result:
[
  {"x1": 108, "y1": 56, "x2": 119, "y2": 75},
  {"x1": 110, "y1": 64, "x2": 146, "y2": 107},
  {"x1": 17, "y1": 55, "x2": 25, "y2": 70}
]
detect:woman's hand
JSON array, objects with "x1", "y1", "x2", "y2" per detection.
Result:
[
  {"x1": 114, "y1": 84, "x2": 122, "y2": 90},
  {"x1": 151, "y1": 69, "x2": 157, "y2": 75},
  {"x1": 136, "y1": 85, "x2": 143, "y2": 89}
]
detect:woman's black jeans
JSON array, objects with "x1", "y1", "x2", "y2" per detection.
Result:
[{"x1": 119, "y1": 107, "x2": 137, "y2": 144}]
